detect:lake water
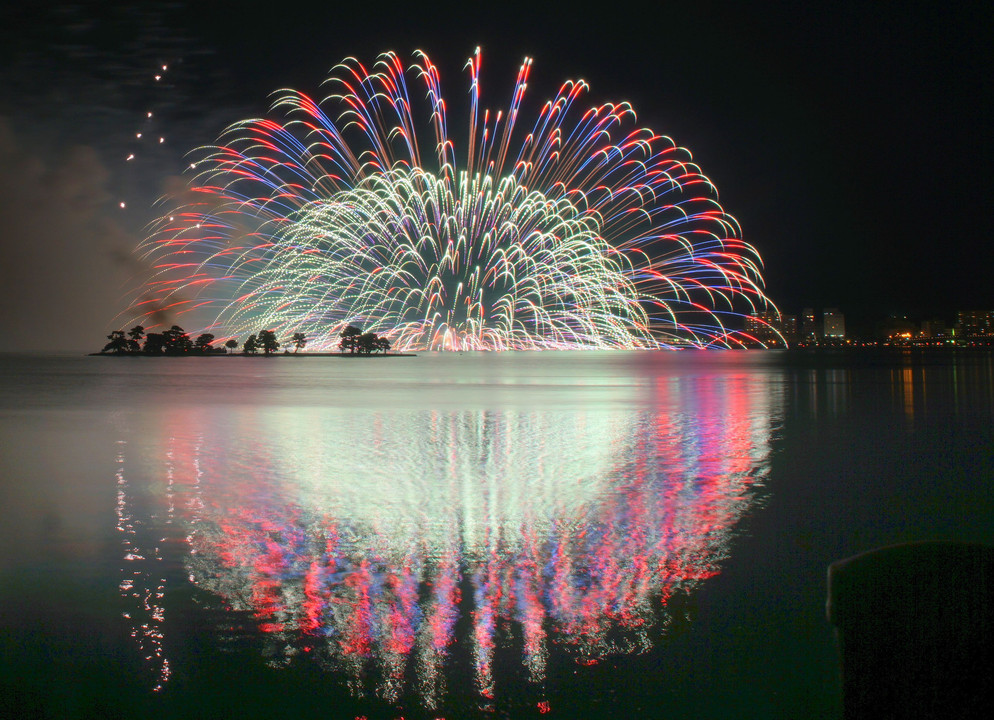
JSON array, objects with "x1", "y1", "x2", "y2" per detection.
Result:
[{"x1": 1, "y1": 350, "x2": 992, "y2": 719}]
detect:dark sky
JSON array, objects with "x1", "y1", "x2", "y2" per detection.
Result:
[{"x1": 0, "y1": 1, "x2": 989, "y2": 349}]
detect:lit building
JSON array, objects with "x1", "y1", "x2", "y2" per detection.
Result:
[
  {"x1": 920, "y1": 319, "x2": 949, "y2": 339},
  {"x1": 744, "y1": 312, "x2": 788, "y2": 346},
  {"x1": 780, "y1": 314, "x2": 798, "y2": 345},
  {"x1": 823, "y1": 308, "x2": 845, "y2": 339},
  {"x1": 955, "y1": 310, "x2": 994, "y2": 339},
  {"x1": 800, "y1": 308, "x2": 818, "y2": 342}
]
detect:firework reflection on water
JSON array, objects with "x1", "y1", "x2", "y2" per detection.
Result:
[{"x1": 115, "y1": 364, "x2": 782, "y2": 712}]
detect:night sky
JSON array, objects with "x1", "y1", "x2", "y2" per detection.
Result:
[{"x1": 0, "y1": 1, "x2": 989, "y2": 350}]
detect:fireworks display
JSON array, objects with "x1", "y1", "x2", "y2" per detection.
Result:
[{"x1": 126, "y1": 49, "x2": 775, "y2": 350}]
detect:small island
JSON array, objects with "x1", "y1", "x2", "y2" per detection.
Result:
[{"x1": 91, "y1": 325, "x2": 415, "y2": 357}]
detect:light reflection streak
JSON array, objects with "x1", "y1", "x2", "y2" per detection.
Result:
[
  {"x1": 115, "y1": 372, "x2": 782, "y2": 711},
  {"x1": 115, "y1": 439, "x2": 171, "y2": 691}
]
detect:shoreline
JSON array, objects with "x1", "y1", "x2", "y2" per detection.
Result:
[{"x1": 84, "y1": 345, "x2": 994, "y2": 357}]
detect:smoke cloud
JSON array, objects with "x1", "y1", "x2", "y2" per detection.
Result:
[{"x1": 0, "y1": 118, "x2": 137, "y2": 352}]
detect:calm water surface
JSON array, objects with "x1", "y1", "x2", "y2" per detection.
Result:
[{"x1": 1, "y1": 350, "x2": 992, "y2": 719}]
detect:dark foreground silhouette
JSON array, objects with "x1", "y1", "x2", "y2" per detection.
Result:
[{"x1": 827, "y1": 541, "x2": 994, "y2": 719}]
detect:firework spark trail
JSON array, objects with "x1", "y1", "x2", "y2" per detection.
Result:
[{"x1": 127, "y1": 49, "x2": 776, "y2": 350}]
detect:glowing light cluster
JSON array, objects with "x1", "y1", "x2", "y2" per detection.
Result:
[{"x1": 129, "y1": 49, "x2": 774, "y2": 350}]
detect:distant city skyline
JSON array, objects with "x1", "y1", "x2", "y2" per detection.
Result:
[{"x1": 747, "y1": 307, "x2": 994, "y2": 345}]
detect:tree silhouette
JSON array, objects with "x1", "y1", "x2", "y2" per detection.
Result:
[
  {"x1": 358, "y1": 332, "x2": 379, "y2": 355},
  {"x1": 103, "y1": 330, "x2": 129, "y2": 354},
  {"x1": 339, "y1": 325, "x2": 362, "y2": 354},
  {"x1": 104, "y1": 326, "x2": 393, "y2": 357},
  {"x1": 143, "y1": 333, "x2": 166, "y2": 354},
  {"x1": 162, "y1": 326, "x2": 192, "y2": 354},
  {"x1": 258, "y1": 330, "x2": 280, "y2": 355},
  {"x1": 194, "y1": 333, "x2": 215, "y2": 353},
  {"x1": 127, "y1": 325, "x2": 145, "y2": 353}
]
